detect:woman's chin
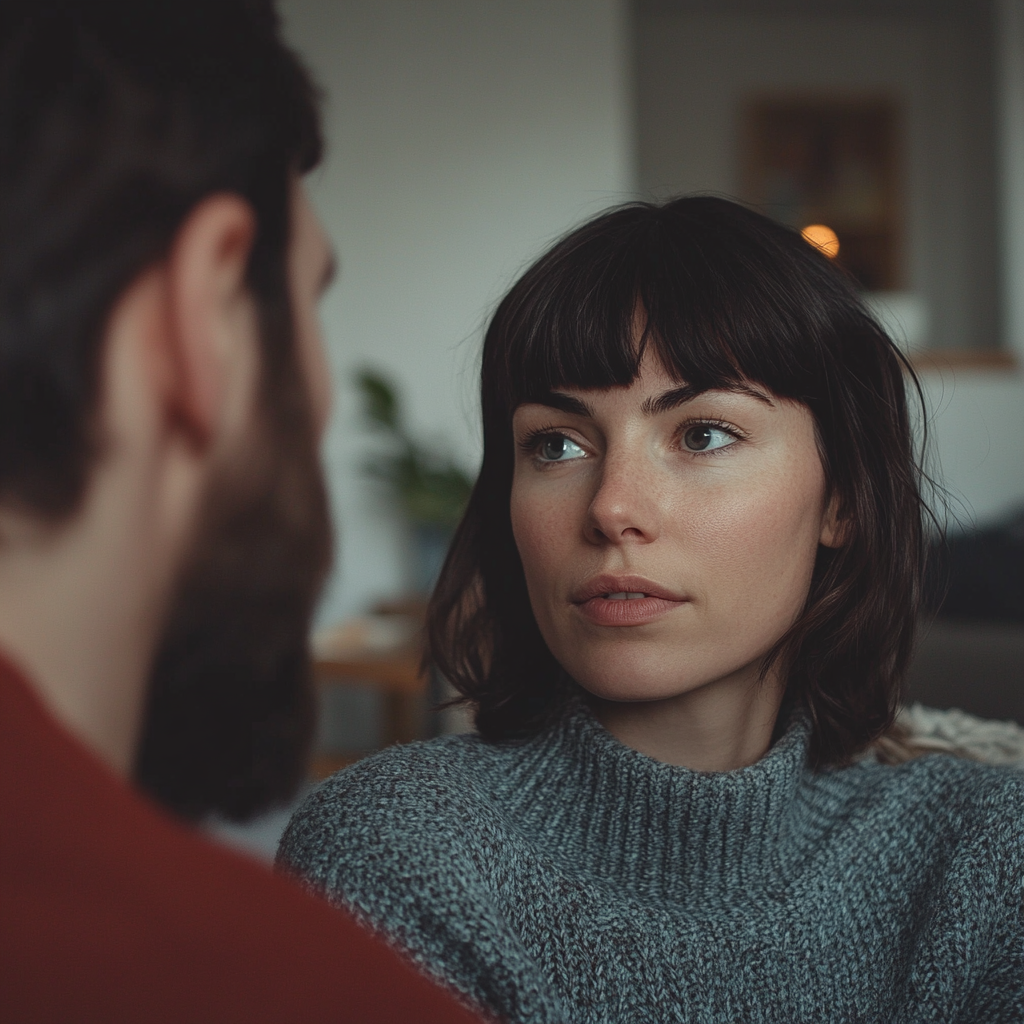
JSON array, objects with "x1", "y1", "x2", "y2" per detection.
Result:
[{"x1": 570, "y1": 669, "x2": 708, "y2": 707}]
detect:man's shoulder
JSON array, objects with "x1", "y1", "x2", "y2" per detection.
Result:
[
  {"x1": 4, "y1": 780, "x2": 482, "y2": 1022},
  {"x1": 0, "y1": 664, "x2": 478, "y2": 1024},
  {"x1": 3, "y1": 790, "x2": 475, "y2": 1022}
]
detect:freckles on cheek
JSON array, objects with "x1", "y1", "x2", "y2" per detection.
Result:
[{"x1": 510, "y1": 470, "x2": 586, "y2": 610}]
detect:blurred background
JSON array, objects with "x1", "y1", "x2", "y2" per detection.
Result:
[{"x1": 216, "y1": 0, "x2": 1024, "y2": 856}]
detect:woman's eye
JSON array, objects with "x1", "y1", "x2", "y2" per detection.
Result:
[
  {"x1": 682, "y1": 424, "x2": 735, "y2": 453},
  {"x1": 537, "y1": 434, "x2": 586, "y2": 462}
]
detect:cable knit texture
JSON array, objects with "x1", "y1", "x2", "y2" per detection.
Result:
[{"x1": 279, "y1": 702, "x2": 1024, "y2": 1023}]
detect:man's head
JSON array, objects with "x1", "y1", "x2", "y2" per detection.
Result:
[{"x1": 0, "y1": 1, "x2": 335, "y2": 820}]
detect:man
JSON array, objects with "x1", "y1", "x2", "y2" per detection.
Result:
[{"x1": 0, "y1": 3, "x2": 481, "y2": 1021}]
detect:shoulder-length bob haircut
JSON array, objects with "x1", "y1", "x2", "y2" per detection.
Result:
[{"x1": 428, "y1": 196, "x2": 927, "y2": 768}]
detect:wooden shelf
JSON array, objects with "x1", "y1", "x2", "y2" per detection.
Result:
[
  {"x1": 308, "y1": 752, "x2": 361, "y2": 780},
  {"x1": 310, "y1": 642, "x2": 429, "y2": 780},
  {"x1": 314, "y1": 645, "x2": 425, "y2": 695},
  {"x1": 908, "y1": 349, "x2": 1018, "y2": 372}
]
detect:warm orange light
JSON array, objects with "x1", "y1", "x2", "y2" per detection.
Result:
[{"x1": 801, "y1": 224, "x2": 840, "y2": 258}]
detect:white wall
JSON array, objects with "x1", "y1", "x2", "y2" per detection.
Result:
[
  {"x1": 919, "y1": 371, "x2": 1024, "y2": 527},
  {"x1": 997, "y1": 0, "x2": 1024, "y2": 363},
  {"x1": 929, "y1": 0, "x2": 1024, "y2": 531},
  {"x1": 279, "y1": 1, "x2": 634, "y2": 623}
]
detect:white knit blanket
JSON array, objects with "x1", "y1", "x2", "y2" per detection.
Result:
[{"x1": 898, "y1": 704, "x2": 1024, "y2": 768}]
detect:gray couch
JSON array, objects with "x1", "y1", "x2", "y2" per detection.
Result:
[{"x1": 905, "y1": 620, "x2": 1024, "y2": 726}]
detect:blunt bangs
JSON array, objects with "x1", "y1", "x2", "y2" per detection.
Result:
[{"x1": 491, "y1": 197, "x2": 886, "y2": 425}]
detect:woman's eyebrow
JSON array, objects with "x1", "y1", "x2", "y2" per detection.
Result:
[
  {"x1": 529, "y1": 392, "x2": 595, "y2": 417},
  {"x1": 642, "y1": 382, "x2": 774, "y2": 415}
]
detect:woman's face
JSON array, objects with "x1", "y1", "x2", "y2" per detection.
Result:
[{"x1": 510, "y1": 353, "x2": 839, "y2": 706}]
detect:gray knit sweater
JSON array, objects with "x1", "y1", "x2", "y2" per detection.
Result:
[{"x1": 278, "y1": 703, "x2": 1024, "y2": 1023}]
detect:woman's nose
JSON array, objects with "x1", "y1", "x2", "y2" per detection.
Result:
[{"x1": 584, "y1": 450, "x2": 661, "y2": 546}]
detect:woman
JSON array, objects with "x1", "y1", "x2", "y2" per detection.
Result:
[{"x1": 279, "y1": 198, "x2": 1023, "y2": 1023}]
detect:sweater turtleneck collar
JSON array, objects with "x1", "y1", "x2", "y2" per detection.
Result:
[{"x1": 499, "y1": 697, "x2": 817, "y2": 905}]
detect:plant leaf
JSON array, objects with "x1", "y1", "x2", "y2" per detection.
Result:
[{"x1": 356, "y1": 369, "x2": 399, "y2": 431}]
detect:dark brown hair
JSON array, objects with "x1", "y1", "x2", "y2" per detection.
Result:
[
  {"x1": 428, "y1": 196, "x2": 929, "y2": 768},
  {"x1": 0, "y1": 0, "x2": 322, "y2": 517}
]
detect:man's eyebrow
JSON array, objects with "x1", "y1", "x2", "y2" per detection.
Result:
[
  {"x1": 525, "y1": 392, "x2": 595, "y2": 417},
  {"x1": 641, "y1": 381, "x2": 774, "y2": 415},
  {"x1": 318, "y1": 250, "x2": 338, "y2": 295}
]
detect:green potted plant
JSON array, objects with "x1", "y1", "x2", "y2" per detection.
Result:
[{"x1": 356, "y1": 369, "x2": 475, "y2": 593}]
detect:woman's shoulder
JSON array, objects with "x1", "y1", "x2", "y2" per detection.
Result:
[
  {"x1": 834, "y1": 739, "x2": 1024, "y2": 853},
  {"x1": 277, "y1": 734, "x2": 569, "y2": 1024},
  {"x1": 884, "y1": 748, "x2": 1024, "y2": 805},
  {"x1": 277, "y1": 733, "x2": 520, "y2": 884},
  {"x1": 811, "y1": 704, "x2": 1024, "y2": 861},
  {"x1": 836, "y1": 704, "x2": 1023, "y2": 793},
  {"x1": 871, "y1": 704, "x2": 1024, "y2": 813},
  {"x1": 305, "y1": 731, "x2": 514, "y2": 815}
]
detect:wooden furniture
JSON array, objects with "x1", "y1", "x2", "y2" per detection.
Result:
[{"x1": 310, "y1": 616, "x2": 429, "y2": 780}]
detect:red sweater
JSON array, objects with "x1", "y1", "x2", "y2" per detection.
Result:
[{"x1": 0, "y1": 656, "x2": 482, "y2": 1023}]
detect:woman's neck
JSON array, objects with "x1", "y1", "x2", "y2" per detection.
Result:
[{"x1": 589, "y1": 669, "x2": 786, "y2": 772}]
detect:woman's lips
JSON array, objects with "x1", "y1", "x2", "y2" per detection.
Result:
[{"x1": 571, "y1": 575, "x2": 689, "y2": 627}]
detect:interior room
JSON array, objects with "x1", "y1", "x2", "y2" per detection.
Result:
[{"x1": 212, "y1": 0, "x2": 1024, "y2": 860}]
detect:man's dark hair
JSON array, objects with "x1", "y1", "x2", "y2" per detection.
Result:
[
  {"x1": 1, "y1": 1, "x2": 332, "y2": 821},
  {"x1": 428, "y1": 196, "x2": 931, "y2": 769},
  {"x1": 0, "y1": 0, "x2": 322, "y2": 517}
]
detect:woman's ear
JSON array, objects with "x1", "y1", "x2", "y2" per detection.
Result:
[{"x1": 819, "y1": 493, "x2": 847, "y2": 549}]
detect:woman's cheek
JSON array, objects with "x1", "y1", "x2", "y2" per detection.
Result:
[
  {"x1": 698, "y1": 480, "x2": 823, "y2": 626},
  {"x1": 510, "y1": 487, "x2": 560, "y2": 592}
]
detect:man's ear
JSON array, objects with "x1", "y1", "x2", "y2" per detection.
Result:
[
  {"x1": 161, "y1": 194, "x2": 258, "y2": 450},
  {"x1": 819, "y1": 492, "x2": 847, "y2": 549}
]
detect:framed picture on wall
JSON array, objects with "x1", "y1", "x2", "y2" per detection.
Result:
[{"x1": 741, "y1": 97, "x2": 901, "y2": 291}]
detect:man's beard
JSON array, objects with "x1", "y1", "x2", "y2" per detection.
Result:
[{"x1": 134, "y1": 396, "x2": 332, "y2": 823}]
